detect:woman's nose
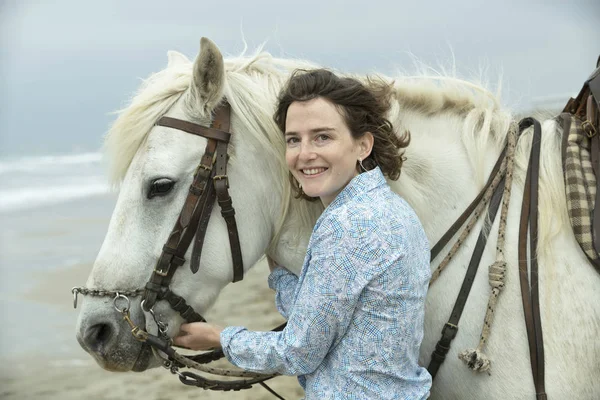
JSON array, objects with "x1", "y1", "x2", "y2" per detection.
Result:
[{"x1": 298, "y1": 143, "x2": 316, "y2": 161}]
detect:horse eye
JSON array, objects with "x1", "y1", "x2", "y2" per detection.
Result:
[{"x1": 148, "y1": 178, "x2": 175, "y2": 199}]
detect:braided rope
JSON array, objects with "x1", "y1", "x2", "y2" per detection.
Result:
[
  {"x1": 459, "y1": 125, "x2": 517, "y2": 373},
  {"x1": 176, "y1": 370, "x2": 279, "y2": 392},
  {"x1": 430, "y1": 156, "x2": 508, "y2": 285},
  {"x1": 171, "y1": 351, "x2": 275, "y2": 379}
]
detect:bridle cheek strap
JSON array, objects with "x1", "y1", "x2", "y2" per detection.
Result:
[{"x1": 142, "y1": 103, "x2": 244, "y2": 320}]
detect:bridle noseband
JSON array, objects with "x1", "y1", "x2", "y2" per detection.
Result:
[{"x1": 141, "y1": 102, "x2": 244, "y2": 323}]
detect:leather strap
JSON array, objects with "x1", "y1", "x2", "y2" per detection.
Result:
[
  {"x1": 143, "y1": 137, "x2": 216, "y2": 311},
  {"x1": 517, "y1": 117, "x2": 547, "y2": 400},
  {"x1": 157, "y1": 116, "x2": 231, "y2": 142},
  {"x1": 211, "y1": 106, "x2": 244, "y2": 282},
  {"x1": 190, "y1": 177, "x2": 218, "y2": 274},
  {"x1": 142, "y1": 103, "x2": 244, "y2": 318},
  {"x1": 162, "y1": 289, "x2": 207, "y2": 322},
  {"x1": 431, "y1": 147, "x2": 507, "y2": 261},
  {"x1": 427, "y1": 175, "x2": 506, "y2": 378},
  {"x1": 587, "y1": 97, "x2": 600, "y2": 255},
  {"x1": 563, "y1": 59, "x2": 599, "y2": 119},
  {"x1": 586, "y1": 63, "x2": 600, "y2": 113},
  {"x1": 188, "y1": 137, "x2": 219, "y2": 274}
]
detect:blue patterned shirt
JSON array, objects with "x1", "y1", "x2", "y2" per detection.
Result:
[{"x1": 221, "y1": 167, "x2": 432, "y2": 399}]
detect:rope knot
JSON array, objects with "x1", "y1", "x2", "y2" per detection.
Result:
[
  {"x1": 488, "y1": 261, "x2": 507, "y2": 289},
  {"x1": 458, "y1": 348, "x2": 491, "y2": 374}
]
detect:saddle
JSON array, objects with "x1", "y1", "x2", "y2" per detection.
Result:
[{"x1": 561, "y1": 56, "x2": 600, "y2": 273}]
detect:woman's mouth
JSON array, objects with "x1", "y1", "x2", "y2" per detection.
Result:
[{"x1": 301, "y1": 167, "x2": 328, "y2": 178}]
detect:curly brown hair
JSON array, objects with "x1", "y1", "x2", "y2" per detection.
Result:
[{"x1": 274, "y1": 68, "x2": 410, "y2": 201}]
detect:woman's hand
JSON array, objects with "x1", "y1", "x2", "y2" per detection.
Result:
[{"x1": 173, "y1": 322, "x2": 223, "y2": 351}]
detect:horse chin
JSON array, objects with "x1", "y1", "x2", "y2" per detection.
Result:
[
  {"x1": 132, "y1": 343, "x2": 161, "y2": 372},
  {"x1": 91, "y1": 342, "x2": 160, "y2": 372}
]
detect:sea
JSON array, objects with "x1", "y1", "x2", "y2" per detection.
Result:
[{"x1": 0, "y1": 151, "x2": 118, "y2": 362}]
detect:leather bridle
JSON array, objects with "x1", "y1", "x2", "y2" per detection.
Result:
[
  {"x1": 74, "y1": 101, "x2": 285, "y2": 398},
  {"x1": 142, "y1": 102, "x2": 244, "y2": 323}
]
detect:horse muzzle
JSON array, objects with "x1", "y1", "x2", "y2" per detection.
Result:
[{"x1": 75, "y1": 294, "x2": 158, "y2": 372}]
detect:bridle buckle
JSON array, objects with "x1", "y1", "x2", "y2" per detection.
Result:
[{"x1": 213, "y1": 174, "x2": 229, "y2": 188}]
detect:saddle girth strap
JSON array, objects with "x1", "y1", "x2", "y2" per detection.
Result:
[{"x1": 517, "y1": 117, "x2": 547, "y2": 400}]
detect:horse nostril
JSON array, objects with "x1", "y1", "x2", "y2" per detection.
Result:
[{"x1": 84, "y1": 323, "x2": 114, "y2": 352}]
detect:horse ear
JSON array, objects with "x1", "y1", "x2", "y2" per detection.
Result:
[
  {"x1": 190, "y1": 37, "x2": 225, "y2": 112},
  {"x1": 167, "y1": 50, "x2": 189, "y2": 68}
]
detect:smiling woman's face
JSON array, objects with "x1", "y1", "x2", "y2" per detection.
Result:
[{"x1": 284, "y1": 97, "x2": 371, "y2": 207}]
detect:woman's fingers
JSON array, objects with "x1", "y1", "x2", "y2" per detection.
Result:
[
  {"x1": 173, "y1": 332, "x2": 190, "y2": 347},
  {"x1": 171, "y1": 322, "x2": 223, "y2": 351},
  {"x1": 177, "y1": 323, "x2": 192, "y2": 334}
]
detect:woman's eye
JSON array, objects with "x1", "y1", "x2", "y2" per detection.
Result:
[
  {"x1": 317, "y1": 134, "x2": 330, "y2": 141},
  {"x1": 286, "y1": 137, "x2": 299, "y2": 145},
  {"x1": 148, "y1": 178, "x2": 175, "y2": 199}
]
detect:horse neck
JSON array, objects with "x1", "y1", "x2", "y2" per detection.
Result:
[
  {"x1": 388, "y1": 104, "x2": 508, "y2": 247},
  {"x1": 269, "y1": 196, "x2": 322, "y2": 275}
]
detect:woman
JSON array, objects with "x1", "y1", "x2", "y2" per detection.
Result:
[{"x1": 174, "y1": 69, "x2": 432, "y2": 399}]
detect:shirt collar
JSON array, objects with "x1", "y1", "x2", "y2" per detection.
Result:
[{"x1": 326, "y1": 167, "x2": 386, "y2": 211}]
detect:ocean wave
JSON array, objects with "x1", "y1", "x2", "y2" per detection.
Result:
[
  {"x1": 0, "y1": 182, "x2": 111, "y2": 212},
  {"x1": 0, "y1": 152, "x2": 104, "y2": 174}
]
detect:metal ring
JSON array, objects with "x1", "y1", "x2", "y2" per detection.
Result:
[
  {"x1": 141, "y1": 300, "x2": 168, "y2": 335},
  {"x1": 158, "y1": 321, "x2": 169, "y2": 335},
  {"x1": 113, "y1": 293, "x2": 130, "y2": 313},
  {"x1": 72, "y1": 287, "x2": 80, "y2": 309}
]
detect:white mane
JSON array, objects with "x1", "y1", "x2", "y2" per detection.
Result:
[{"x1": 104, "y1": 49, "x2": 566, "y2": 251}]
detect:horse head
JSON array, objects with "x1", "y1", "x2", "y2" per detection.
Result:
[{"x1": 75, "y1": 38, "x2": 310, "y2": 371}]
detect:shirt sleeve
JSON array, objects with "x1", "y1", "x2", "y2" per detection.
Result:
[
  {"x1": 220, "y1": 217, "x2": 381, "y2": 375},
  {"x1": 267, "y1": 266, "x2": 299, "y2": 319}
]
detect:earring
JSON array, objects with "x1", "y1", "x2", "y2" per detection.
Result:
[{"x1": 358, "y1": 158, "x2": 367, "y2": 173}]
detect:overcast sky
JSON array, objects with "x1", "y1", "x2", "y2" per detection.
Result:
[{"x1": 1, "y1": 0, "x2": 598, "y2": 156}]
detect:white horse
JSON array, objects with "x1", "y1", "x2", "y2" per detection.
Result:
[{"x1": 75, "y1": 38, "x2": 600, "y2": 399}]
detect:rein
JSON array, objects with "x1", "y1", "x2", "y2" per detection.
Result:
[
  {"x1": 426, "y1": 116, "x2": 547, "y2": 398},
  {"x1": 73, "y1": 102, "x2": 286, "y2": 399},
  {"x1": 426, "y1": 58, "x2": 600, "y2": 399}
]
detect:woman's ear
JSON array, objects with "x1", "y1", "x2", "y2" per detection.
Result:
[{"x1": 359, "y1": 132, "x2": 374, "y2": 159}]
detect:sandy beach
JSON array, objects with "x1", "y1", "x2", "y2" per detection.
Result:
[
  {"x1": 0, "y1": 259, "x2": 304, "y2": 400},
  {"x1": 0, "y1": 194, "x2": 304, "y2": 400}
]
